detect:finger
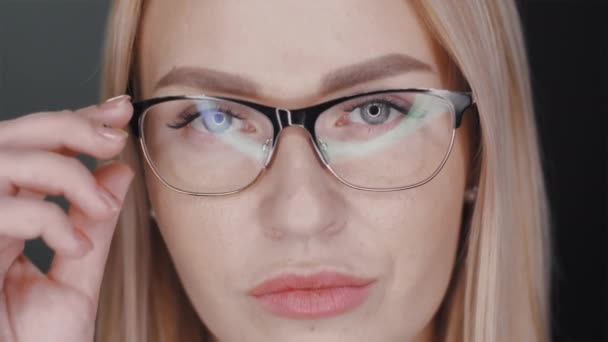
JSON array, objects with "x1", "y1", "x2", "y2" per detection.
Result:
[
  {"x1": 0, "y1": 197, "x2": 92, "y2": 257},
  {"x1": 48, "y1": 161, "x2": 134, "y2": 304},
  {"x1": 16, "y1": 188, "x2": 45, "y2": 198},
  {"x1": 4, "y1": 255, "x2": 45, "y2": 288},
  {"x1": 13, "y1": 188, "x2": 46, "y2": 202},
  {"x1": 0, "y1": 239, "x2": 24, "y2": 283},
  {"x1": 56, "y1": 96, "x2": 135, "y2": 157},
  {"x1": 0, "y1": 149, "x2": 120, "y2": 220},
  {"x1": 0, "y1": 97, "x2": 132, "y2": 160},
  {"x1": 78, "y1": 94, "x2": 133, "y2": 127}
]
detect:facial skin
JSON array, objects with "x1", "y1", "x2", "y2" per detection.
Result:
[{"x1": 137, "y1": 0, "x2": 471, "y2": 341}]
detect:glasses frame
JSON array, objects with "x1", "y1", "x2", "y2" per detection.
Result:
[{"x1": 130, "y1": 87, "x2": 475, "y2": 196}]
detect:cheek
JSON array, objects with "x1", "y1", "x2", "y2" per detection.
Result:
[
  {"x1": 144, "y1": 167, "x2": 241, "y2": 299},
  {"x1": 352, "y1": 138, "x2": 466, "y2": 334}
]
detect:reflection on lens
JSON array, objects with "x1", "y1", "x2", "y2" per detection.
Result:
[
  {"x1": 315, "y1": 92, "x2": 454, "y2": 189},
  {"x1": 142, "y1": 98, "x2": 274, "y2": 194}
]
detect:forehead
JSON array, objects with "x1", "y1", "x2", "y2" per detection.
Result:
[{"x1": 137, "y1": 0, "x2": 445, "y2": 102}]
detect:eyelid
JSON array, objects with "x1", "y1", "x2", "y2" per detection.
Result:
[
  {"x1": 341, "y1": 95, "x2": 412, "y2": 113},
  {"x1": 168, "y1": 103, "x2": 244, "y2": 130}
]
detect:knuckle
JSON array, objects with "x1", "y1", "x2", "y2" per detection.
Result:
[
  {"x1": 57, "y1": 110, "x2": 88, "y2": 131},
  {"x1": 19, "y1": 200, "x2": 64, "y2": 235},
  {"x1": 40, "y1": 153, "x2": 94, "y2": 189},
  {"x1": 77, "y1": 102, "x2": 108, "y2": 119},
  {"x1": 62, "y1": 156, "x2": 98, "y2": 187},
  {"x1": 39, "y1": 110, "x2": 84, "y2": 134},
  {"x1": 42, "y1": 201, "x2": 68, "y2": 223},
  {"x1": 60, "y1": 153, "x2": 85, "y2": 170},
  {"x1": 68, "y1": 163, "x2": 93, "y2": 181}
]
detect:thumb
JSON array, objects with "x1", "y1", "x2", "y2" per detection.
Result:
[{"x1": 48, "y1": 161, "x2": 134, "y2": 305}]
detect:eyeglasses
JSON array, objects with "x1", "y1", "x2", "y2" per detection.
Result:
[{"x1": 129, "y1": 88, "x2": 475, "y2": 196}]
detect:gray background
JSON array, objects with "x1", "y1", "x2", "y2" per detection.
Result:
[{"x1": 0, "y1": 0, "x2": 110, "y2": 272}]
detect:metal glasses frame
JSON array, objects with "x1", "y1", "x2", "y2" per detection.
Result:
[{"x1": 129, "y1": 87, "x2": 475, "y2": 196}]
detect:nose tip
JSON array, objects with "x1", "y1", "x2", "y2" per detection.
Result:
[{"x1": 261, "y1": 182, "x2": 346, "y2": 240}]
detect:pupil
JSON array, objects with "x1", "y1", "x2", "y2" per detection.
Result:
[
  {"x1": 213, "y1": 113, "x2": 225, "y2": 124},
  {"x1": 368, "y1": 105, "x2": 380, "y2": 116}
]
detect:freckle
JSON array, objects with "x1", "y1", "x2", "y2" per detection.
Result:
[{"x1": 309, "y1": 325, "x2": 316, "y2": 332}]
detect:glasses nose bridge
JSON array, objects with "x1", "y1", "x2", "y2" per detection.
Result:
[
  {"x1": 268, "y1": 107, "x2": 329, "y2": 166},
  {"x1": 275, "y1": 107, "x2": 306, "y2": 129}
]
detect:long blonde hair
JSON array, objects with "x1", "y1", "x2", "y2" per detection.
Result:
[{"x1": 95, "y1": 1, "x2": 550, "y2": 341}]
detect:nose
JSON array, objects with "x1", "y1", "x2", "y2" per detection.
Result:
[{"x1": 256, "y1": 126, "x2": 347, "y2": 240}]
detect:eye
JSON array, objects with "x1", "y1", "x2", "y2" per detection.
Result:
[
  {"x1": 197, "y1": 109, "x2": 233, "y2": 133},
  {"x1": 357, "y1": 102, "x2": 393, "y2": 125},
  {"x1": 348, "y1": 100, "x2": 407, "y2": 127}
]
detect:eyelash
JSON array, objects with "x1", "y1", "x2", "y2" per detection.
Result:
[
  {"x1": 167, "y1": 106, "x2": 244, "y2": 129},
  {"x1": 342, "y1": 96, "x2": 411, "y2": 115}
]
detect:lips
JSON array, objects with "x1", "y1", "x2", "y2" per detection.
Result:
[{"x1": 249, "y1": 271, "x2": 375, "y2": 319}]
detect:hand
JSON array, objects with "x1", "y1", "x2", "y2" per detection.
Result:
[{"x1": 0, "y1": 95, "x2": 134, "y2": 342}]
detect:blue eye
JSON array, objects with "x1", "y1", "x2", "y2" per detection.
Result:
[{"x1": 200, "y1": 110, "x2": 232, "y2": 133}]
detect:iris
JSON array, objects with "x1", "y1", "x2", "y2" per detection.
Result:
[
  {"x1": 201, "y1": 110, "x2": 232, "y2": 133},
  {"x1": 359, "y1": 102, "x2": 391, "y2": 125}
]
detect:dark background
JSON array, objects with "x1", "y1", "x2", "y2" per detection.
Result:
[{"x1": 0, "y1": 0, "x2": 605, "y2": 341}]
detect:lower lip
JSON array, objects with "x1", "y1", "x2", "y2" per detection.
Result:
[{"x1": 253, "y1": 284, "x2": 372, "y2": 319}]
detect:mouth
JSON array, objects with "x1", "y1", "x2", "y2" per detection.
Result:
[{"x1": 248, "y1": 271, "x2": 375, "y2": 319}]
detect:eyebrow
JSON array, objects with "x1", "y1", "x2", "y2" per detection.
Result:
[{"x1": 153, "y1": 53, "x2": 434, "y2": 98}]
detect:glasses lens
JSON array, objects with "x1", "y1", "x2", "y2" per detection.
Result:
[
  {"x1": 141, "y1": 98, "x2": 274, "y2": 194},
  {"x1": 314, "y1": 91, "x2": 455, "y2": 189}
]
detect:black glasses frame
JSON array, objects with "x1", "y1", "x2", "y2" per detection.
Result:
[
  {"x1": 131, "y1": 88, "x2": 473, "y2": 138},
  {"x1": 129, "y1": 87, "x2": 475, "y2": 195}
]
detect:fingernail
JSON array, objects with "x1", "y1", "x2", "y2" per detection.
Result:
[
  {"x1": 97, "y1": 185, "x2": 121, "y2": 212},
  {"x1": 99, "y1": 94, "x2": 131, "y2": 110},
  {"x1": 97, "y1": 124, "x2": 129, "y2": 141},
  {"x1": 74, "y1": 227, "x2": 94, "y2": 251}
]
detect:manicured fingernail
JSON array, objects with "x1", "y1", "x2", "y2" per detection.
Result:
[
  {"x1": 100, "y1": 94, "x2": 131, "y2": 109},
  {"x1": 74, "y1": 227, "x2": 94, "y2": 251},
  {"x1": 98, "y1": 185, "x2": 121, "y2": 212},
  {"x1": 105, "y1": 94, "x2": 131, "y2": 103},
  {"x1": 97, "y1": 124, "x2": 129, "y2": 141}
]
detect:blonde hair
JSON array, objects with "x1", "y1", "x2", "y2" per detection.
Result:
[{"x1": 95, "y1": 1, "x2": 550, "y2": 341}]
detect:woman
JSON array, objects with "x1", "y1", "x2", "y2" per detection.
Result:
[{"x1": 0, "y1": 0, "x2": 550, "y2": 341}]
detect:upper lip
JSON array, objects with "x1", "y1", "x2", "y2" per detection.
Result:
[{"x1": 248, "y1": 271, "x2": 375, "y2": 296}]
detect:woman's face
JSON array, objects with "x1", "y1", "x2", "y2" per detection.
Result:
[{"x1": 138, "y1": 0, "x2": 470, "y2": 341}]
